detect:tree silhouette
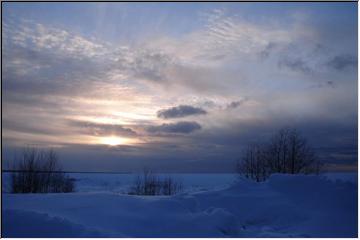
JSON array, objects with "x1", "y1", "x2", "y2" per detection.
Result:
[{"x1": 237, "y1": 128, "x2": 322, "y2": 181}]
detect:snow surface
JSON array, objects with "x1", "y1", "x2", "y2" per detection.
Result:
[
  {"x1": 2, "y1": 173, "x2": 357, "y2": 237},
  {"x1": 3, "y1": 172, "x2": 356, "y2": 193},
  {"x1": 2, "y1": 173, "x2": 238, "y2": 193}
]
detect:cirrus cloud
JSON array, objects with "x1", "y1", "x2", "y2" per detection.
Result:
[{"x1": 68, "y1": 120, "x2": 137, "y2": 137}]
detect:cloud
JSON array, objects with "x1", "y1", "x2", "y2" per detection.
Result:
[
  {"x1": 3, "y1": 19, "x2": 108, "y2": 59},
  {"x1": 309, "y1": 80, "x2": 335, "y2": 89},
  {"x1": 226, "y1": 98, "x2": 249, "y2": 109},
  {"x1": 114, "y1": 47, "x2": 174, "y2": 82},
  {"x1": 278, "y1": 56, "x2": 312, "y2": 73},
  {"x1": 157, "y1": 105, "x2": 207, "y2": 119},
  {"x1": 147, "y1": 121, "x2": 201, "y2": 134},
  {"x1": 68, "y1": 120, "x2": 137, "y2": 137},
  {"x1": 2, "y1": 118, "x2": 60, "y2": 136},
  {"x1": 196, "y1": 9, "x2": 292, "y2": 61},
  {"x1": 2, "y1": 6, "x2": 357, "y2": 172},
  {"x1": 327, "y1": 54, "x2": 357, "y2": 71},
  {"x1": 259, "y1": 42, "x2": 277, "y2": 59},
  {"x1": 2, "y1": 19, "x2": 112, "y2": 100}
]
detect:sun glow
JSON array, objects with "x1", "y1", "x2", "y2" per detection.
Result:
[{"x1": 99, "y1": 136, "x2": 130, "y2": 146}]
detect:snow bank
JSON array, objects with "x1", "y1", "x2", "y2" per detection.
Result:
[
  {"x1": 322, "y1": 172, "x2": 358, "y2": 184},
  {"x1": 2, "y1": 174, "x2": 357, "y2": 237},
  {"x1": 2, "y1": 193, "x2": 239, "y2": 237},
  {"x1": 267, "y1": 174, "x2": 357, "y2": 237},
  {"x1": 3, "y1": 209, "x2": 112, "y2": 237}
]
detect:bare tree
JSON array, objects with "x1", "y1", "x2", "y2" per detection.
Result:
[
  {"x1": 237, "y1": 144, "x2": 269, "y2": 182},
  {"x1": 10, "y1": 148, "x2": 75, "y2": 193},
  {"x1": 266, "y1": 128, "x2": 290, "y2": 174},
  {"x1": 237, "y1": 128, "x2": 322, "y2": 182},
  {"x1": 266, "y1": 128, "x2": 321, "y2": 175}
]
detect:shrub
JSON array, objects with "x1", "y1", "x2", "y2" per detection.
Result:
[
  {"x1": 129, "y1": 169, "x2": 182, "y2": 196},
  {"x1": 10, "y1": 148, "x2": 75, "y2": 193},
  {"x1": 161, "y1": 176, "x2": 183, "y2": 196}
]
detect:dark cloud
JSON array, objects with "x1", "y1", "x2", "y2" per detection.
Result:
[
  {"x1": 3, "y1": 118, "x2": 59, "y2": 136},
  {"x1": 327, "y1": 54, "x2": 357, "y2": 71},
  {"x1": 157, "y1": 105, "x2": 207, "y2": 119},
  {"x1": 227, "y1": 98, "x2": 249, "y2": 109},
  {"x1": 191, "y1": 114, "x2": 358, "y2": 166},
  {"x1": 326, "y1": 80, "x2": 335, "y2": 88},
  {"x1": 278, "y1": 57, "x2": 312, "y2": 73},
  {"x1": 68, "y1": 120, "x2": 137, "y2": 137},
  {"x1": 259, "y1": 42, "x2": 277, "y2": 59},
  {"x1": 3, "y1": 114, "x2": 357, "y2": 173},
  {"x1": 147, "y1": 121, "x2": 201, "y2": 134},
  {"x1": 309, "y1": 80, "x2": 335, "y2": 89}
]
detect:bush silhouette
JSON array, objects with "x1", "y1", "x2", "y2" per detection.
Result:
[
  {"x1": 237, "y1": 128, "x2": 322, "y2": 182},
  {"x1": 10, "y1": 148, "x2": 75, "y2": 193},
  {"x1": 129, "y1": 169, "x2": 182, "y2": 195}
]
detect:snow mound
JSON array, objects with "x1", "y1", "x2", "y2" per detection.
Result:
[
  {"x1": 2, "y1": 209, "x2": 114, "y2": 237},
  {"x1": 3, "y1": 174, "x2": 357, "y2": 237},
  {"x1": 266, "y1": 174, "x2": 357, "y2": 237}
]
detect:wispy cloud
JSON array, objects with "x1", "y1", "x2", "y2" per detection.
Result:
[{"x1": 68, "y1": 120, "x2": 138, "y2": 137}]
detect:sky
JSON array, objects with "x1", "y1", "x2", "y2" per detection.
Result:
[{"x1": 2, "y1": 2, "x2": 358, "y2": 172}]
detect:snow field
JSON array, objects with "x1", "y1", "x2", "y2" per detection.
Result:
[{"x1": 2, "y1": 173, "x2": 357, "y2": 237}]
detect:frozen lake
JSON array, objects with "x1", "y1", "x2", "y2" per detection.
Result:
[
  {"x1": 70, "y1": 172, "x2": 240, "y2": 193},
  {"x1": 2, "y1": 171, "x2": 357, "y2": 194},
  {"x1": 2, "y1": 172, "x2": 238, "y2": 193}
]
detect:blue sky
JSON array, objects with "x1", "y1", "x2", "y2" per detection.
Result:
[{"x1": 2, "y1": 3, "x2": 358, "y2": 172}]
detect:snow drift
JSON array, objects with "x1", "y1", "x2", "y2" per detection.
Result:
[{"x1": 2, "y1": 174, "x2": 357, "y2": 237}]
